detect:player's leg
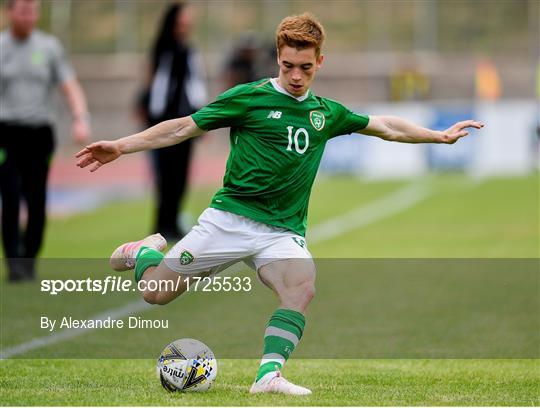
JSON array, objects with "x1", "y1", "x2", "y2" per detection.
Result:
[
  {"x1": 249, "y1": 233, "x2": 315, "y2": 395},
  {"x1": 160, "y1": 141, "x2": 193, "y2": 238},
  {"x1": 249, "y1": 258, "x2": 315, "y2": 395},
  {"x1": 109, "y1": 232, "x2": 205, "y2": 305},
  {"x1": 150, "y1": 139, "x2": 193, "y2": 240},
  {"x1": 0, "y1": 161, "x2": 20, "y2": 260},
  {"x1": 0, "y1": 125, "x2": 24, "y2": 280},
  {"x1": 110, "y1": 208, "x2": 253, "y2": 305},
  {"x1": 20, "y1": 127, "x2": 54, "y2": 268},
  {"x1": 138, "y1": 262, "x2": 212, "y2": 305},
  {"x1": 258, "y1": 258, "x2": 316, "y2": 312}
]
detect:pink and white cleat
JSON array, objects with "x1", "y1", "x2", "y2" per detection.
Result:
[
  {"x1": 109, "y1": 233, "x2": 167, "y2": 271},
  {"x1": 249, "y1": 371, "x2": 312, "y2": 395}
]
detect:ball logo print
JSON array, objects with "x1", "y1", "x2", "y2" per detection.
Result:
[
  {"x1": 184, "y1": 359, "x2": 214, "y2": 389},
  {"x1": 309, "y1": 110, "x2": 325, "y2": 131},
  {"x1": 157, "y1": 338, "x2": 217, "y2": 392}
]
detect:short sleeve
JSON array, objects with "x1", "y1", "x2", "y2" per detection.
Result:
[
  {"x1": 329, "y1": 102, "x2": 369, "y2": 138},
  {"x1": 49, "y1": 36, "x2": 74, "y2": 85},
  {"x1": 191, "y1": 84, "x2": 253, "y2": 131}
]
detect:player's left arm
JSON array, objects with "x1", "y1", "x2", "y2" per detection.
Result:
[
  {"x1": 360, "y1": 115, "x2": 484, "y2": 144},
  {"x1": 60, "y1": 78, "x2": 92, "y2": 145}
]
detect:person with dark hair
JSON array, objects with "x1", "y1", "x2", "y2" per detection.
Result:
[
  {"x1": 224, "y1": 32, "x2": 262, "y2": 88},
  {"x1": 224, "y1": 32, "x2": 277, "y2": 89},
  {"x1": 0, "y1": 0, "x2": 91, "y2": 281},
  {"x1": 137, "y1": 2, "x2": 207, "y2": 241}
]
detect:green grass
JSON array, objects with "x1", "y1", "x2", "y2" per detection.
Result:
[
  {"x1": 309, "y1": 173, "x2": 538, "y2": 257},
  {"x1": 1, "y1": 173, "x2": 539, "y2": 405},
  {"x1": 33, "y1": 173, "x2": 538, "y2": 258},
  {"x1": 1, "y1": 359, "x2": 538, "y2": 406}
]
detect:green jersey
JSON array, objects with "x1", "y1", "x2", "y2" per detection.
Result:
[{"x1": 191, "y1": 78, "x2": 369, "y2": 236}]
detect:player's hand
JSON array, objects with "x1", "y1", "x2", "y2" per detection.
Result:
[
  {"x1": 75, "y1": 141, "x2": 122, "y2": 172},
  {"x1": 441, "y1": 120, "x2": 484, "y2": 144},
  {"x1": 72, "y1": 117, "x2": 91, "y2": 145}
]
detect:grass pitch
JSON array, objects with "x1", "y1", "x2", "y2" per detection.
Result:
[
  {"x1": 1, "y1": 359, "x2": 538, "y2": 406},
  {"x1": 1, "y1": 173, "x2": 538, "y2": 406}
]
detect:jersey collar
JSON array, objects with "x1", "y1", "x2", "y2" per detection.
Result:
[{"x1": 270, "y1": 78, "x2": 310, "y2": 102}]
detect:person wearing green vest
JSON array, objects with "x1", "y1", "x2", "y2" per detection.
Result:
[{"x1": 76, "y1": 13, "x2": 483, "y2": 395}]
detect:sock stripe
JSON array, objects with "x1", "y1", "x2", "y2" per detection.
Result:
[
  {"x1": 260, "y1": 353, "x2": 285, "y2": 366},
  {"x1": 267, "y1": 315, "x2": 303, "y2": 338},
  {"x1": 264, "y1": 326, "x2": 299, "y2": 347},
  {"x1": 137, "y1": 246, "x2": 154, "y2": 257},
  {"x1": 125, "y1": 240, "x2": 142, "y2": 254},
  {"x1": 255, "y1": 309, "x2": 306, "y2": 383},
  {"x1": 134, "y1": 247, "x2": 163, "y2": 282}
]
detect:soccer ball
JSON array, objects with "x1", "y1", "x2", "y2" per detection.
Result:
[{"x1": 157, "y1": 338, "x2": 217, "y2": 392}]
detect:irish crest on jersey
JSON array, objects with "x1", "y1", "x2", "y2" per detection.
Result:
[
  {"x1": 180, "y1": 250, "x2": 195, "y2": 265},
  {"x1": 309, "y1": 110, "x2": 325, "y2": 131},
  {"x1": 191, "y1": 78, "x2": 369, "y2": 236}
]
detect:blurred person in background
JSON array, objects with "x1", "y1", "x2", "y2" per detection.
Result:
[
  {"x1": 224, "y1": 32, "x2": 277, "y2": 88},
  {"x1": 475, "y1": 57, "x2": 502, "y2": 101},
  {"x1": 390, "y1": 59, "x2": 430, "y2": 102},
  {"x1": 0, "y1": 0, "x2": 91, "y2": 282},
  {"x1": 136, "y1": 2, "x2": 207, "y2": 241}
]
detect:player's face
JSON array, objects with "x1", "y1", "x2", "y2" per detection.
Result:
[
  {"x1": 174, "y1": 7, "x2": 193, "y2": 42},
  {"x1": 8, "y1": 0, "x2": 39, "y2": 38},
  {"x1": 277, "y1": 46, "x2": 324, "y2": 97}
]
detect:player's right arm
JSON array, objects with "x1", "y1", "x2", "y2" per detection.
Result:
[{"x1": 76, "y1": 116, "x2": 203, "y2": 172}]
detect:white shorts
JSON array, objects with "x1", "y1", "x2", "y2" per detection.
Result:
[{"x1": 163, "y1": 208, "x2": 312, "y2": 275}]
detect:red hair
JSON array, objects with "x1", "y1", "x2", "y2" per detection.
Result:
[{"x1": 276, "y1": 13, "x2": 325, "y2": 57}]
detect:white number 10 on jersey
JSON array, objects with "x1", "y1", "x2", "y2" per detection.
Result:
[{"x1": 286, "y1": 126, "x2": 310, "y2": 154}]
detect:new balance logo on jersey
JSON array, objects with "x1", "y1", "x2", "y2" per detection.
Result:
[{"x1": 267, "y1": 110, "x2": 282, "y2": 119}]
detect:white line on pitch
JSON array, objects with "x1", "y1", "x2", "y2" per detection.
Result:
[
  {"x1": 1, "y1": 300, "x2": 151, "y2": 359},
  {"x1": 309, "y1": 181, "x2": 432, "y2": 244},
  {"x1": 1, "y1": 180, "x2": 431, "y2": 359}
]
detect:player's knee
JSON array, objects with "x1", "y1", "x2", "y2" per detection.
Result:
[
  {"x1": 285, "y1": 282, "x2": 315, "y2": 310},
  {"x1": 142, "y1": 290, "x2": 171, "y2": 305},
  {"x1": 142, "y1": 290, "x2": 158, "y2": 304},
  {"x1": 305, "y1": 283, "x2": 315, "y2": 302},
  {"x1": 302, "y1": 282, "x2": 315, "y2": 305}
]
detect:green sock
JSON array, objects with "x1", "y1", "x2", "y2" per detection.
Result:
[
  {"x1": 134, "y1": 246, "x2": 164, "y2": 282},
  {"x1": 255, "y1": 308, "x2": 306, "y2": 382}
]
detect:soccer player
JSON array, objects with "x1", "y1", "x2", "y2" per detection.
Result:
[{"x1": 76, "y1": 13, "x2": 483, "y2": 395}]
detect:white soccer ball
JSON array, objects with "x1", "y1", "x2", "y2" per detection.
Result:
[{"x1": 157, "y1": 338, "x2": 217, "y2": 392}]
